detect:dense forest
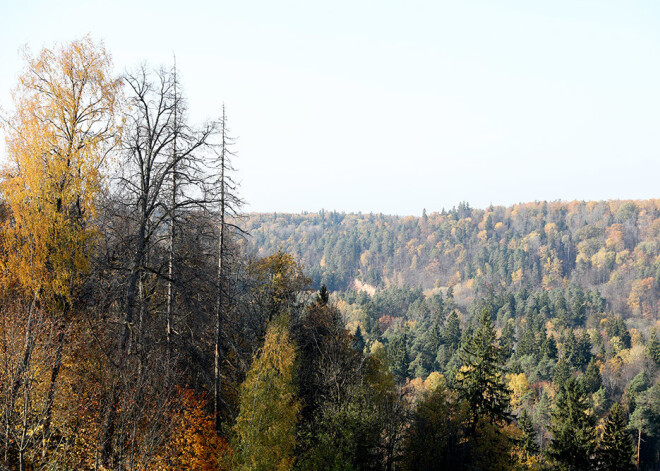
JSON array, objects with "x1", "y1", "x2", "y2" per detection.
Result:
[
  {"x1": 242, "y1": 202, "x2": 660, "y2": 469},
  {"x1": 0, "y1": 36, "x2": 657, "y2": 470}
]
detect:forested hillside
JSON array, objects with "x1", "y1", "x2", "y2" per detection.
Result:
[
  {"x1": 244, "y1": 200, "x2": 660, "y2": 318},
  {"x1": 243, "y1": 201, "x2": 660, "y2": 469}
]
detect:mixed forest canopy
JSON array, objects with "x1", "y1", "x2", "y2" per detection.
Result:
[
  {"x1": 0, "y1": 36, "x2": 657, "y2": 471},
  {"x1": 241, "y1": 201, "x2": 660, "y2": 469}
]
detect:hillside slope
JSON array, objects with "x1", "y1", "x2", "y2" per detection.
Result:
[{"x1": 243, "y1": 200, "x2": 660, "y2": 319}]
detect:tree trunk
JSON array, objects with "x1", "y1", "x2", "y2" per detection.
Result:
[
  {"x1": 214, "y1": 105, "x2": 227, "y2": 431},
  {"x1": 41, "y1": 300, "x2": 69, "y2": 456},
  {"x1": 100, "y1": 216, "x2": 147, "y2": 467},
  {"x1": 638, "y1": 427, "x2": 642, "y2": 471},
  {"x1": 167, "y1": 63, "x2": 178, "y2": 358},
  {"x1": 4, "y1": 292, "x2": 39, "y2": 466}
]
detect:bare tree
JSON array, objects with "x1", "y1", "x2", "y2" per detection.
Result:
[
  {"x1": 213, "y1": 104, "x2": 245, "y2": 430},
  {"x1": 99, "y1": 64, "x2": 219, "y2": 466}
]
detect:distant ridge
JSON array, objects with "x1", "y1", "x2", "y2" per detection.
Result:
[{"x1": 242, "y1": 199, "x2": 660, "y2": 320}]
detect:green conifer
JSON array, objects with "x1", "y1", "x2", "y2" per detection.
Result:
[
  {"x1": 553, "y1": 358, "x2": 572, "y2": 392},
  {"x1": 519, "y1": 409, "x2": 540, "y2": 456},
  {"x1": 546, "y1": 378, "x2": 597, "y2": 470},
  {"x1": 648, "y1": 331, "x2": 660, "y2": 365},
  {"x1": 353, "y1": 324, "x2": 366, "y2": 352},
  {"x1": 582, "y1": 358, "x2": 602, "y2": 394},
  {"x1": 596, "y1": 403, "x2": 634, "y2": 471},
  {"x1": 457, "y1": 308, "x2": 510, "y2": 428}
]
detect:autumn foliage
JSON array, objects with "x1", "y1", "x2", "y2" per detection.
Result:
[
  {"x1": 0, "y1": 36, "x2": 654, "y2": 471},
  {"x1": 154, "y1": 387, "x2": 230, "y2": 471}
]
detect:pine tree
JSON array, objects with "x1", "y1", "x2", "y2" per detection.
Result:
[
  {"x1": 546, "y1": 378, "x2": 597, "y2": 470},
  {"x1": 457, "y1": 308, "x2": 510, "y2": 428},
  {"x1": 596, "y1": 403, "x2": 634, "y2": 471}
]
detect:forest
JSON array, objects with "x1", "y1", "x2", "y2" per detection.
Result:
[{"x1": 0, "y1": 36, "x2": 657, "y2": 470}]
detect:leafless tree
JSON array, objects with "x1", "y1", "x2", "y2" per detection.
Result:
[{"x1": 98, "y1": 63, "x2": 220, "y2": 467}]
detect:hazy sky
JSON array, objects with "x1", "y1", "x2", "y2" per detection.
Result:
[{"x1": 1, "y1": 1, "x2": 659, "y2": 215}]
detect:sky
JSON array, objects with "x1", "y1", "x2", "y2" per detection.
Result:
[{"x1": 1, "y1": 0, "x2": 659, "y2": 216}]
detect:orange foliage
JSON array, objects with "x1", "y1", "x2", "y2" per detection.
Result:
[{"x1": 154, "y1": 387, "x2": 230, "y2": 471}]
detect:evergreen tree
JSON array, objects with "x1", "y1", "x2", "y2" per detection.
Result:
[
  {"x1": 353, "y1": 325, "x2": 366, "y2": 352},
  {"x1": 648, "y1": 331, "x2": 660, "y2": 365},
  {"x1": 444, "y1": 311, "x2": 462, "y2": 352},
  {"x1": 546, "y1": 378, "x2": 597, "y2": 471},
  {"x1": 457, "y1": 308, "x2": 511, "y2": 428},
  {"x1": 571, "y1": 332, "x2": 593, "y2": 370},
  {"x1": 519, "y1": 409, "x2": 540, "y2": 456},
  {"x1": 403, "y1": 384, "x2": 469, "y2": 470},
  {"x1": 606, "y1": 315, "x2": 631, "y2": 349},
  {"x1": 387, "y1": 332, "x2": 410, "y2": 382},
  {"x1": 562, "y1": 330, "x2": 577, "y2": 362},
  {"x1": 316, "y1": 284, "x2": 330, "y2": 305},
  {"x1": 553, "y1": 359, "x2": 572, "y2": 392},
  {"x1": 517, "y1": 328, "x2": 538, "y2": 358},
  {"x1": 500, "y1": 320, "x2": 515, "y2": 359},
  {"x1": 541, "y1": 334, "x2": 558, "y2": 359},
  {"x1": 582, "y1": 358, "x2": 602, "y2": 394},
  {"x1": 596, "y1": 403, "x2": 634, "y2": 471}
]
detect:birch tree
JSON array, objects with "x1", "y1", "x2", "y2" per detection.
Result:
[{"x1": 0, "y1": 36, "x2": 122, "y2": 468}]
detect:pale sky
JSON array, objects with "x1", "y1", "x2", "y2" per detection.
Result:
[{"x1": 1, "y1": 1, "x2": 659, "y2": 215}]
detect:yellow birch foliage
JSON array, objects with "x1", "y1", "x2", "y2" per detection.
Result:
[
  {"x1": 0, "y1": 36, "x2": 122, "y2": 301},
  {"x1": 508, "y1": 372, "x2": 531, "y2": 410},
  {"x1": 231, "y1": 316, "x2": 300, "y2": 471}
]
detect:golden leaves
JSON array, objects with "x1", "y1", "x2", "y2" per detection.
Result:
[{"x1": 1, "y1": 36, "x2": 122, "y2": 302}]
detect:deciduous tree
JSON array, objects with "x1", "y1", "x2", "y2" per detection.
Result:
[{"x1": 231, "y1": 316, "x2": 300, "y2": 471}]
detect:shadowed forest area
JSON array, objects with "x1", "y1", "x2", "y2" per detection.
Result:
[{"x1": 0, "y1": 36, "x2": 657, "y2": 471}]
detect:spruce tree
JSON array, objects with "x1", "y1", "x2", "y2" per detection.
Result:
[
  {"x1": 500, "y1": 320, "x2": 515, "y2": 359},
  {"x1": 648, "y1": 331, "x2": 660, "y2": 365},
  {"x1": 519, "y1": 409, "x2": 540, "y2": 456},
  {"x1": 353, "y1": 325, "x2": 366, "y2": 352},
  {"x1": 596, "y1": 403, "x2": 634, "y2": 471},
  {"x1": 457, "y1": 308, "x2": 510, "y2": 428},
  {"x1": 387, "y1": 332, "x2": 410, "y2": 382},
  {"x1": 546, "y1": 378, "x2": 597, "y2": 470},
  {"x1": 444, "y1": 311, "x2": 462, "y2": 352},
  {"x1": 582, "y1": 358, "x2": 602, "y2": 394},
  {"x1": 541, "y1": 333, "x2": 558, "y2": 359},
  {"x1": 572, "y1": 332, "x2": 593, "y2": 370},
  {"x1": 553, "y1": 358, "x2": 572, "y2": 392}
]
